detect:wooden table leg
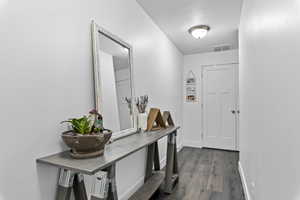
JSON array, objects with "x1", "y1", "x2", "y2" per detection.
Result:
[
  {"x1": 153, "y1": 142, "x2": 161, "y2": 171},
  {"x1": 145, "y1": 143, "x2": 155, "y2": 182},
  {"x1": 173, "y1": 132, "x2": 179, "y2": 175},
  {"x1": 106, "y1": 163, "x2": 118, "y2": 200},
  {"x1": 173, "y1": 132, "x2": 179, "y2": 187},
  {"x1": 164, "y1": 131, "x2": 179, "y2": 194},
  {"x1": 56, "y1": 169, "x2": 74, "y2": 200},
  {"x1": 73, "y1": 173, "x2": 88, "y2": 200}
]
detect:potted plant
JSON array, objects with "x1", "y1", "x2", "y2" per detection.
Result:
[{"x1": 61, "y1": 109, "x2": 112, "y2": 159}]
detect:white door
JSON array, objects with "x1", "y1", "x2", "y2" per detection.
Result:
[{"x1": 202, "y1": 64, "x2": 238, "y2": 151}]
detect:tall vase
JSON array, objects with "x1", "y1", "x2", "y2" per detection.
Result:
[{"x1": 138, "y1": 112, "x2": 148, "y2": 131}]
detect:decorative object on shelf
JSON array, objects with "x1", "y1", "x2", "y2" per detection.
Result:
[
  {"x1": 163, "y1": 111, "x2": 175, "y2": 127},
  {"x1": 125, "y1": 97, "x2": 133, "y2": 115},
  {"x1": 92, "y1": 20, "x2": 137, "y2": 139},
  {"x1": 146, "y1": 108, "x2": 166, "y2": 131},
  {"x1": 61, "y1": 109, "x2": 112, "y2": 159},
  {"x1": 137, "y1": 113, "x2": 148, "y2": 131},
  {"x1": 136, "y1": 95, "x2": 149, "y2": 131},
  {"x1": 185, "y1": 70, "x2": 197, "y2": 102},
  {"x1": 136, "y1": 95, "x2": 148, "y2": 113}
]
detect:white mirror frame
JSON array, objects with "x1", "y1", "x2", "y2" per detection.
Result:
[{"x1": 91, "y1": 20, "x2": 138, "y2": 140}]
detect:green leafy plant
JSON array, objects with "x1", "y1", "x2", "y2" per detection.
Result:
[
  {"x1": 61, "y1": 110, "x2": 104, "y2": 135},
  {"x1": 62, "y1": 116, "x2": 92, "y2": 134}
]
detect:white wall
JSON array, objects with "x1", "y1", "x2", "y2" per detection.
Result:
[
  {"x1": 183, "y1": 50, "x2": 238, "y2": 147},
  {"x1": 0, "y1": 0, "x2": 183, "y2": 199},
  {"x1": 239, "y1": 0, "x2": 300, "y2": 200}
]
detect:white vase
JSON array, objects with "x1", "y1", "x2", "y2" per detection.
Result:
[{"x1": 138, "y1": 113, "x2": 148, "y2": 131}]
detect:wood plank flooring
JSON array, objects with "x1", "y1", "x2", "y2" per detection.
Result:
[{"x1": 152, "y1": 147, "x2": 245, "y2": 200}]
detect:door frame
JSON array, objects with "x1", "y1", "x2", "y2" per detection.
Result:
[{"x1": 200, "y1": 63, "x2": 239, "y2": 151}]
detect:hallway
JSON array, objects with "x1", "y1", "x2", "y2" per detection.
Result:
[
  {"x1": 155, "y1": 148, "x2": 245, "y2": 200},
  {"x1": 2, "y1": 0, "x2": 300, "y2": 199}
]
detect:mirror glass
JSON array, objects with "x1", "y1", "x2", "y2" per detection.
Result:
[{"x1": 93, "y1": 25, "x2": 134, "y2": 134}]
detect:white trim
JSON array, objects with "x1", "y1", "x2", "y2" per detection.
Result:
[
  {"x1": 235, "y1": 63, "x2": 240, "y2": 151},
  {"x1": 238, "y1": 161, "x2": 251, "y2": 200},
  {"x1": 91, "y1": 20, "x2": 138, "y2": 140},
  {"x1": 160, "y1": 156, "x2": 167, "y2": 169},
  {"x1": 111, "y1": 128, "x2": 137, "y2": 141},
  {"x1": 182, "y1": 140, "x2": 202, "y2": 148},
  {"x1": 119, "y1": 175, "x2": 144, "y2": 200},
  {"x1": 177, "y1": 143, "x2": 184, "y2": 152},
  {"x1": 161, "y1": 144, "x2": 183, "y2": 169}
]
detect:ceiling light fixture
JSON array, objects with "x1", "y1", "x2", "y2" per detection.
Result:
[{"x1": 188, "y1": 25, "x2": 210, "y2": 39}]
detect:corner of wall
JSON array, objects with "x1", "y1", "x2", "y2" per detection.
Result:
[
  {"x1": 238, "y1": 161, "x2": 252, "y2": 200},
  {"x1": 182, "y1": 140, "x2": 202, "y2": 148}
]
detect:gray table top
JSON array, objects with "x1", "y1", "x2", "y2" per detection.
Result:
[{"x1": 36, "y1": 126, "x2": 179, "y2": 175}]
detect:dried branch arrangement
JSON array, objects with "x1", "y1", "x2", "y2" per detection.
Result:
[
  {"x1": 125, "y1": 97, "x2": 133, "y2": 115},
  {"x1": 136, "y1": 95, "x2": 149, "y2": 114}
]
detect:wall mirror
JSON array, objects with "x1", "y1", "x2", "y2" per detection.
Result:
[{"x1": 91, "y1": 21, "x2": 137, "y2": 139}]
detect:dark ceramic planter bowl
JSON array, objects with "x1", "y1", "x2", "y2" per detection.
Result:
[{"x1": 62, "y1": 130, "x2": 112, "y2": 159}]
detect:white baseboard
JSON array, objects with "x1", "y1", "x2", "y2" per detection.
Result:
[
  {"x1": 160, "y1": 143, "x2": 184, "y2": 169},
  {"x1": 177, "y1": 143, "x2": 184, "y2": 152},
  {"x1": 238, "y1": 161, "x2": 251, "y2": 200},
  {"x1": 119, "y1": 144, "x2": 183, "y2": 200},
  {"x1": 119, "y1": 175, "x2": 144, "y2": 200},
  {"x1": 182, "y1": 140, "x2": 202, "y2": 148},
  {"x1": 160, "y1": 156, "x2": 167, "y2": 169}
]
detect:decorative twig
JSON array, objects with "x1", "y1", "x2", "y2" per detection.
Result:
[
  {"x1": 125, "y1": 97, "x2": 133, "y2": 115},
  {"x1": 136, "y1": 95, "x2": 148, "y2": 113}
]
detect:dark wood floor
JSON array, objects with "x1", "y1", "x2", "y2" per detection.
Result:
[{"x1": 153, "y1": 147, "x2": 245, "y2": 200}]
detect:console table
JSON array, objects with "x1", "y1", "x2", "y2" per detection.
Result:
[{"x1": 36, "y1": 126, "x2": 180, "y2": 200}]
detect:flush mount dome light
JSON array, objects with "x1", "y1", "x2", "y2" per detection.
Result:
[{"x1": 188, "y1": 25, "x2": 210, "y2": 39}]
